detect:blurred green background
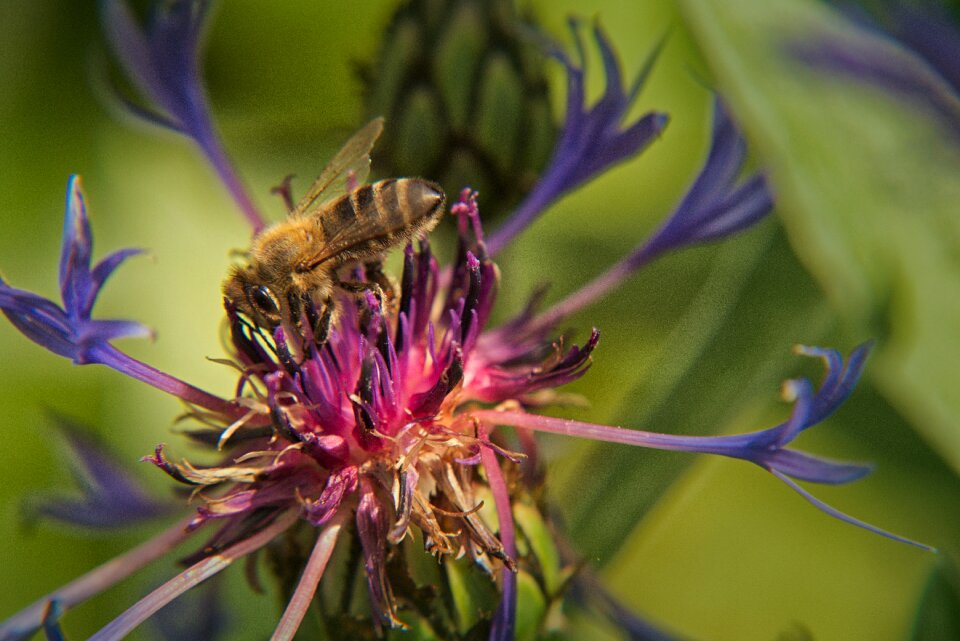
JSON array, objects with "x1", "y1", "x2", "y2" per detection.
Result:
[{"x1": 1, "y1": 1, "x2": 958, "y2": 640}]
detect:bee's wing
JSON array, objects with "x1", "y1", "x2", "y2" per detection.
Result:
[{"x1": 290, "y1": 117, "x2": 384, "y2": 218}]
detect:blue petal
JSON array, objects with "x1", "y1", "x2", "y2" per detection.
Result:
[
  {"x1": 804, "y1": 341, "x2": 872, "y2": 427},
  {"x1": 0, "y1": 282, "x2": 71, "y2": 325},
  {"x1": 42, "y1": 600, "x2": 67, "y2": 641},
  {"x1": 790, "y1": 13, "x2": 960, "y2": 141},
  {"x1": 1, "y1": 303, "x2": 76, "y2": 360},
  {"x1": 26, "y1": 417, "x2": 173, "y2": 529},
  {"x1": 79, "y1": 319, "x2": 154, "y2": 347},
  {"x1": 101, "y1": 0, "x2": 209, "y2": 129},
  {"x1": 637, "y1": 100, "x2": 774, "y2": 262},
  {"x1": 764, "y1": 449, "x2": 873, "y2": 485},
  {"x1": 682, "y1": 174, "x2": 773, "y2": 244},
  {"x1": 101, "y1": 1, "x2": 265, "y2": 231},
  {"x1": 771, "y1": 470, "x2": 936, "y2": 551},
  {"x1": 679, "y1": 99, "x2": 746, "y2": 215},
  {"x1": 59, "y1": 176, "x2": 93, "y2": 321},
  {"x1": 0, "y1": 179, "x2": 152, "y2": 364},
  {"x1": 487, "y1": 20, "x2": 669, "y2": 253}
]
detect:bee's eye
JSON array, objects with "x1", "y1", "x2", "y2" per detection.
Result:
[{"x1": 246, "y1": 285, "x2": 281, "y2": 320}]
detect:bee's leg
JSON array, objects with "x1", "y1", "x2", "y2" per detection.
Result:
[
  {"x1": 305, "y1": 297, "x2": 333, "y2": 348},
  {"x1": 364, "y1": 261, "x2": 398, "y2": 312},
  {"x1": 335, "y1": 278, "x2": 386, "y2": 310},
  {"x1": 270, "y1": 174, "x2": 296, "y2": 213}
]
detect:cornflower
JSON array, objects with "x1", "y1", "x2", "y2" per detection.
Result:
[{"x1": 0, "y1": 2, "x2": 932, "y2": 640}]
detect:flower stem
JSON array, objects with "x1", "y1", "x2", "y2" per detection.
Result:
[
  {"x1": 269, "y1": 518, "x2": 344, "y2": 641},
  {"x1": 472, "y1": 409, "x2": 747, "y2": 455},
  {"x1": 91, "y1": 344, "x2": 247, "y2": 419},
  {"x1": 480, "y1": 428, "x2": 517, "y2": 641}
]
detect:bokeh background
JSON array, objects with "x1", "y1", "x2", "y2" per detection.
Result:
[{"x1": 1, "y1": 1, "x2": 958, "y2": 640}]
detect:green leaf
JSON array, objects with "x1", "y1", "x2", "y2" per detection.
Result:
[
  {"x1": 445, "y1": 556, "x2": 497, "y2": 634},
  {"x1": 514, "y1": 499, "x2": 563, "y2": 597},
  {"x1": 515, "y1": 570, "x2": 548, "y2": 641},
  {"x1": 679, "y1": 0, "x2": 960, "y2": 475},
  {"x1": 910, "y1": 561, "x2": 960, "y2": 641}
]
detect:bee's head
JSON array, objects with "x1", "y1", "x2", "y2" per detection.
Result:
[{"x1": 223, "y1": 265, "x2": 283, "y2": 329}]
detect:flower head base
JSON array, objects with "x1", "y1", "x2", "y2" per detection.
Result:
[{"x1": 139, "y1": 189, "x2": 595, "y2": 633}]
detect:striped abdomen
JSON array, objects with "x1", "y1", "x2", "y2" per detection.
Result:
[{"x1": 309, "y1": 178, "x2": 446, "y2": 268}]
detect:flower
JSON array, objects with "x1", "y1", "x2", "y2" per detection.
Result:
[
  {"x1": 24, "y1": 415, "x2": 174, "y2": 530},
  {"x1": 0, "y1": 2, "x2": 934, "y2": 641},
  {"x1": 101, "y1": 0, "x2": 265, "y2": 231}
]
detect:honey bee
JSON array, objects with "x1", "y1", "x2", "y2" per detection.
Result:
[{"x1": 223, "y1": 118, "x2": 446, "y2": 341}]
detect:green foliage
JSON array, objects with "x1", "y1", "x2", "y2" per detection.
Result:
[
  {"x1": 362, "y1": 0, "x2": 556, "y2": 218},
  {"x1": 910, "y1": 560, "x2": 960, "y2": 641}
]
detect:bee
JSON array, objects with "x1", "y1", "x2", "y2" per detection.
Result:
[{"x1": 223, "y1": 118, "x2": 446, "y2": 342}]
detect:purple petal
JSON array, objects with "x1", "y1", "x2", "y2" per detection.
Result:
[
  {"x1": 527, "y1": 100, "x2": 773, "y2": 329},
  {"x1": 102, "y1": 0, "x2": 170, "y2": 120},
  {"x1": 636, "y1": 100, "x2": 773, "y2": 262},
  {"x1": 303, "y1": 466, "x2": 358, "y2": 527},
  {"x1": 78, "y1": 319, "x2": 153, "y2": 347},
  {"x1": 678, "y1": 174, "x2": 773, "y2": 245},
  {"x1": 1, "y1": 304, "x2": 75, "y2": 360},
  {"x1": 1, "y1": 288, "x2": 239, "y2": 415},
  {"x1": 79, "y1": 319, "x2": 153, "y2": 346},
  {"x1": 678, "y1": 99, "x2": 746, "y2": 214},
  {"x1": 763, "y1": 449, "x2": 873, "y2": 485},
  {"x1": 799, "y1": 341, "x2": 871, "y2": 428},
  {"x1": 356, "y1": 479, "x2": 400, "y2": 627},
  {"x1": 1, "y1": 179, "x2": 158, "y2": 366},
  {"x1": 790, "y1": 19, "x2": 960, "y2": 141},
  {"x1": 470, "y1": 343, "x2": 932, "y2": 550}
]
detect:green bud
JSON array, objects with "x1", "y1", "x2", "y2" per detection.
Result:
[{"x1": 361, "y1": 0, "x2": 557, "y2": 219}]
